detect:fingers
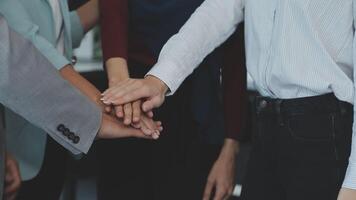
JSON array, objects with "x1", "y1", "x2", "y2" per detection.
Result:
[
  {"x1": 132, "y1": 100, "x2": 142, "y2": 123},
  {"x1": 104, "y1": 106, "x2": 112, "y2": 113},
  {"x1": 147, "y1": 111, "x2": 154, "y2": 118},
  {"x1": 203, "y1": 179, "x2": 214, "y2": 200},
  {"x1": 4, "y1": 157, "x2": 21, "y2": 199},
  {"x1": 142, "y1": 96, "x2": 164, "y2": 112},
  {"x1": 114, "y1": 105, "x2": 124, "y2": 118},
  {"x1": 102, "y1": 80, "x2": 149, "y2": 105},
  {"x1": 123, "y1": 104, "x2": 133, "y2": 125},
  {"x1": 213, "y1": 183, "x2": 231, "y2": 200}
]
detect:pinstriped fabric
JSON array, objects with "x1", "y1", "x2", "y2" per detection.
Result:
[{"x1": 148, "y1": 0, "x2": 356, "y2": 189}]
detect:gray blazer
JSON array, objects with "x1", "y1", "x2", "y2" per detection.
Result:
[
  {"x1": 0, "y1": 16, "x2": 102, "y2": 198},
  {"x1": 0, "y1": 0, "x2": 86, "y2": 180}
]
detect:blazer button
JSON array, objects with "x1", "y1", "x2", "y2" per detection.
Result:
[
  {"x1": 73, "y1": 136, "x2": 80, "y2": 144},
  {"x1": 68, "y1": 133, "x2": 75, "y2": 141},
  {"x1": 57, "y1": 124, "x2": 65, "y2": 132},
  {"x1": 63, "y1": 128, "x2": 70, "y2": 136}
]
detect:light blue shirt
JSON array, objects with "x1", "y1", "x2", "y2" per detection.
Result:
[
  {"x1": 0, "y1": 0, "x2": 84, "y2": 69},
  {"x1": 148, "y1": 0, "x2": 356, "y2": 189}
]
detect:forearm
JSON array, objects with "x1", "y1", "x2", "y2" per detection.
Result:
[
  {"x1": 220, "y1": 138, "x2": 240, "y2": 158},
  {"x1": 76, "y1": 0, "x2": 99, "y2": 33},
  {"x1": 99, "y1": 0, "x2": 128, "y2": 62},
  {"x1": 148, "y1": 0, "x2": 244, "y2": 95},
  {"x1": 106, "y1": 57, "x2": 130, "y2": 85},
  {"x1": 60, "y1": 65, "x2": 104, "y2": 108}
]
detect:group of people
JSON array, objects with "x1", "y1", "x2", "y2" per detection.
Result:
[{"x1": 0, "y1": 0, "x2": 356, "y2": 200}]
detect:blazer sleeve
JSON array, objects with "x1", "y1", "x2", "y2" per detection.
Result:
[
  {"x1": 99, "y1": 0, "x2": 128, "y2": 62},
  {"x1": 222, "y1": 25, "x2": 247, "y2": 141},
  {"x1": 0, "y1": 0, "x2": 70, "y2": 70},
  {"x1": 0, "y1": 16, "x2": 102, "y2": 155}
]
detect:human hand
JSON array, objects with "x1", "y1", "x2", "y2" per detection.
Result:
[
  {"x1": 101, "y1": 75, "x2": 168, "y2": 113},
  {"x1": 203, "y1": 139, "x2": 239, "y2": 200},
  {"x1": 338, "y1": 188, "x2": 356, "y2": 200},
  {"x1": 4, "y1": 153, "x2": 21, "y2": 200},
  {"x1": 97, "y1": 113, "x2": 159, "y2": 140}
]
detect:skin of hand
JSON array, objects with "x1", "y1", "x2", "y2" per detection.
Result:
[
  {"x1": 338, "y1": 188, "x2": 356, "y2": 200},
  {"x1": 105, "y1": 58, "x2": 157, "y2": 133},
  {"x1": 101, "y1": 75, "x2": 168, "y2": 113},
  {"x1": 97, "y1": 113, "x2": 157, "y2": 139},
  {"x1": 4, "y1": 153, "x2": 21, "y2": 200},
  {"x1": 76, "y1": 0, "x2": 99, "y2": 33},
  {"x1": 203, "y1": 139, "x2": 239, "y2": 200},
  {"x1": 59, "y1": 65, "x2": 159, "y2": 139}
]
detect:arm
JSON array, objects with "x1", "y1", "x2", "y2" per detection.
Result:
[
  {"x1": 99, "y1": 0, "x2": 133, "y2": 122},
  {"x1": 203, "y1": 27, "x2": 246, "y2": 200},
  {"x1": 222, "y1": 25, "x2": 247, "y2": 141},
  {"x1": 98, "y1": 0, "x2": 159, "y2": 134},
  {"x1": 101, "y1": 0, "x2": 244, "y2": 111},
  {"x1": 148, "y1": 0, "x2": 244, "y2": 94},
  {"x1": 0, "y1": 17, "x2": 152, "y2": 155},
  {"x1": 75, "y1": 0, "x2": 99, "y2": 34},
  {"x1": 338, "y1": 2, "x2": 356, "y2": 198}
]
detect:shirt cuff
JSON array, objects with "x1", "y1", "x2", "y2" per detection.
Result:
[
  {"x1": 146, "y1": 60, "x2": 187, "y2": 96},
  {"x1": 342, "y1": 162, "x2": 356, "y2": 189},
  {"x1": 70, "y1": 11, "x2": 84, "y2": 49}
]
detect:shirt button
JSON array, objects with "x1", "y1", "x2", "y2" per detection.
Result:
[
  {"x1": 57, "y1": 124, "x2": 65, "y2": 132},
  {"x1": 73, "y1": 136, "x2": 80, "y2": 144}
]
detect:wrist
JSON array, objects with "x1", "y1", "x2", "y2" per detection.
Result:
[
  {"x1": 106, "y1": 57, "x2": 129, "y2": 85},
  {"x1": 145, "y1": 75, "x2": 169, "y2": 95},
  {"x1": 220, "y1": 139, "x2": 240, "y2": 159}
]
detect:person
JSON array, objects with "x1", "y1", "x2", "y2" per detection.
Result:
[
  {"x1": 0, "y1": 14, "x2": 155, "y2": 199},
  {"x1": 98, "y1": 0, "x2": 246, "y2": 199},
  {"x1": 101, "y1": 0, "x2": 356, "y2": 200},
  {"x1": 0, "y1": 0, "x2": 161, "y2": 199}
]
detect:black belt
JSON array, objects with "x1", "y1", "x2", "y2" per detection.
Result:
[{"x1": 255, "y1": 93, "x2": 353, "y2": 117}]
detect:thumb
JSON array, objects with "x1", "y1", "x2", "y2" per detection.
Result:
[
  {"x1": 142, "y1": 96, "x2": 164, "y2": 112},
  {"x1": 203, "y1": 180, "x2": 215, "y2": 200}
]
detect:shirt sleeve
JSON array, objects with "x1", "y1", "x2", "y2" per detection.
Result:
[
  {"x1": 70, "y1": 11, "x2": 85, "y2": 49},
  {"x1": 0, "y1": 0, "x2": 70, "y2": 70},
  {"x1": 99, "y1": 0, "x2": 128, "y2": 62},
  {"x1": 147, "y1": 0, "x2": 244, "y2": 95},
  {"x1": 222, "y1": 25, "x2": 247, "y2": 141},
  {"x1": 342, "y1": 1, "x2": 356, "y2": 190}
]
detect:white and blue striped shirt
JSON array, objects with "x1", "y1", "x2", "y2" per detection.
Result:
[{"x1": 148, "y1": 0, "x2": 356, "y2": 189}]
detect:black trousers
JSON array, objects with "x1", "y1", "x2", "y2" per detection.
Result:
[
  {"x1": 241, "y1": 94, "x2": 353, "y2": 200},
  {"x1": 96, "y1": 63, "x2": 222, "y2": 200},
  {"x1": 17, "y1": 137, "x2": 68, "y2": 200}
]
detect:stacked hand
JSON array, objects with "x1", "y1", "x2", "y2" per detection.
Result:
[
  {"x1": 101, "y1": 75, "x2": 168, "y2": 113},
  {"x1": 59, "y1": 65, "x2": 162, "y2": 140}
]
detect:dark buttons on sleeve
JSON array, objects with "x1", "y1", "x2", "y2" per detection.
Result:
[
  {"x1": 68, "y1": 133, "x2": 75, "y2": 141},
  {"x1": 73, "y1": 136, "x2": 80, "y2": 144},
  {"x1": 63, "y1": 128, "x2": 70, "y2": 137},
  {"x1": 57, "y1": 124, "x2": 65, "y2": 132}
]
